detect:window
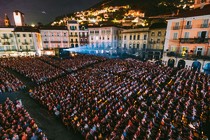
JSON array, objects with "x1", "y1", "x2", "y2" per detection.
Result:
[
  {"x1": 130, "y1": 35, "x2": 132, "y2": 40},
  {"x1": 29, "y1": 34, "x2": 32, "y2": 37},
  {"x1": 185, "y1": 21, "x2": 192, "y2": 29},
  {"x1": 158, "y1": 31, "x2": 161, "y2": 36},
  {"x1": 202, "y1": 19, "x2": 209, "y2": 28},
  {"x1": 184, "y1": 32, "x2": 189, "y2": 38},
  {"x1": 124, "y1": 44, "x2": 126, "y2": 48},
  {"x1": 64, "y1": 33, "x2": 66, "y2": 36},
  {"x1": 124, "y1": 35, "x2": 126, "y2": 40},
  {"x1": 186, "y1": 21, "x2": 191, "y2": 25},
  {"x1": 137, "y1": 44, "x2": 139, "y2": 48},
  {"x1": 137, "y1": 35, "x2": 140, "y2": 40},
  {"x1": 175, "y1": 22, "x2": 179, "y2": 26},
  {"x1": 23, "y1": 34, "x2": 26, "y2": 37},
  {"x1": 144, "y1": 35, "x2": 147, "y2": 40},
  {"x1": 17, "y1": 34, "x2": 20, "y2": 37},
  {"x1": 151, "y1": 32, "x2": 155, "y2": 36},
  {"x1": 203, "y1": 19, "x2": 209, "y2": 24},
  {"x1": 157, "y1": 39, "x2": 160, "y2": 43},
  {"x1": 133, "y1": 35, "x2": 136, "y2": 40},
  {"x1": 10, "y1": 34, "x2": 13, "y2": 37},
  {"x1": 173, "y1": 33, "x2": 178, "y2": 40}
]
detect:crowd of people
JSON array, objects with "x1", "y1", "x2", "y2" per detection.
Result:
[
  {"x1": 0, "y1": 57, "x2": 64, "y2": 84},
  {"x1": 0, "y1": 67, "x2": 25, "y2": 93},
  {"x1": 0, "y1": 98, "x2": 47, "y2": 140},
  {"x1": 29, "y1": 57, "x2": 209, "y2": 140},
  {"x1": 39, "y1": 54, "x2": 107, "y2": 72}
]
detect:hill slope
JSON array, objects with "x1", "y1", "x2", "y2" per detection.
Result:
[{"x1": 89, "y1": 0, "x2": 194, "y2": 16}]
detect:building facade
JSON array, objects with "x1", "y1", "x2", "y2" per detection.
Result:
[
  {"x1": 40, "y1": 26, "x2": 69, "y2": 50},
  {"x1": 164, "y1": 4, "x2": 210, "y2": 57},
  {"x1": 13, "y1": 27, "x2": 42, "y2": 56},
  {"x1": 67, "y1": 21, "x2": 80, "y2": 47},
  {"x1": 148, "y1": 23, "x2": 167, "y2": 50},
  {"x1": 0, "y1": 27, "x2": 17, "y2": 56},
  {"x1": 120, "y1": 28, "x2": 149, "y2": 50},
  {"x1": 88, "y1": 26, "x2": 119, "y2": 48},
  {"x1": 79, "y1": 26, "x2": 89, "y2": 46}
]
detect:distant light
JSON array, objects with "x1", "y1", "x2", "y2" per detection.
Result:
[{"x1": 31, "y1": 24, "x2": 35, "y2": 27}]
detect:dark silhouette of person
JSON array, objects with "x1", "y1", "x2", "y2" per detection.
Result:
[
  {"x1": 177, "y1": 59, "x2": 186, "y2": 69},
  {"x1": 167, "y1": 58, "x2": 175, "y2": 68}
]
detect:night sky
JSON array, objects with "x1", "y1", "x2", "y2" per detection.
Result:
[{"x1": 0, "y1": 0, "x2": 101, "y2": 26}]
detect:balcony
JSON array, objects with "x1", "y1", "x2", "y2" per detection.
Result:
[
  {"x1": 51, "y1": 41, "x2": 61, "y2": 43},
  {"x1": 148, "y1": 41, "x2": 156, "y2": 44},
  {"x1": 200, "y1": 24, "x2": 209, "y2": 28},
  {"x1": 184, "y1": 25, "x2": 192, "y2": 29},
  {"x1": 179, "y1": 38, "x2": 210, "y2": 44},
  {"x1": 173, "y1": 26, "x2": 180, "y2": 30},
  {"x1": 43, "y1": 41, "x2": 49, "y2": 43},
  {"x1": 167, "y1": 52, "x2": 210, "y2": 61},
  {"x1": 1, "y1": 36, "x2": 9, "y2": 39},
  {"x1": 22, "y1": 42, "x2": 29, "y2": 45},
  {"x1": 80, "y1": 41, "x2": 88, "y2": 43},
  {"x1": 63, "y1": 41, "x2": 68, "y2": 43},
  {"x1": 2, "y1": 42, "x2": 10, "y2": 45}
]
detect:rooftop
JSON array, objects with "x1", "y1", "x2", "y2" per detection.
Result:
[
  {"x1": 14, "y1": 26, "x2": 39, "y2": 32},
  {"x1": 149, "y1": 22, "x2": 167, "y2": 29},
  {"x1": 40, "y1": 26, "x2": 68, "y2": 30}
]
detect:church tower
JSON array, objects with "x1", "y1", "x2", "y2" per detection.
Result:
[
  {"x1": 4, "y1": 14, "x2": 11, "y2": 27},
  {"x1": 194, "y1": 0, "x2": 210, "y2": 9}
]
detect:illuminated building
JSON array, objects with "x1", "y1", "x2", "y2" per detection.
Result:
[
  {"x1": 120, "y1": 28, "x2": 149, "y2": 50},
  {"x1": 164, "y1": 4, "x2": 210, "y2": 57},
  {"x1": 67, "y1": 20, "x2": 80, "y2": 47},
  {"x1": 0, "y1": 27, "x2": 17, "y2": 57},
  {"x1": 13, "y1": 10, "x2": 25, "y2": 26},
  {"x1": 88, "y1": 26, "x2": 119, "y2": 48},
  {"x1": 40, "y1": 26, "x2": 69, "y2": 53},
  {"x1": 148, "y1": 22, "x2": 167, "y2": 50},
  {"x1": 79, "y1": 26, "x2": 89, "y2": 46},
  {"x1": 13, "y1": 26, "x2": 42, "y2": 56}
]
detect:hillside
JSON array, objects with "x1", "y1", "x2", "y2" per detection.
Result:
[
  {"x1": 51, "y1": 0, "x2": 194, "y2": 26},
  {"x1": 89, "y1": 0, "x2": 194, "y2": 16}
]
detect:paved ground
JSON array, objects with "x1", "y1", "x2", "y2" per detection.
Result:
[{"x1": 0, "y1": 69, "x2": 83, "y2": 140}]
